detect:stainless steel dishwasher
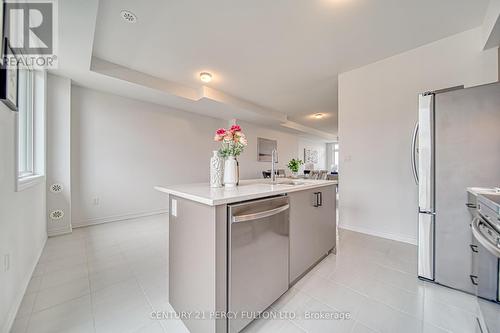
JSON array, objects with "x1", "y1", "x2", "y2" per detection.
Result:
[{"x1": 228, "y1": 195, "x2": 289, "y2": 333}]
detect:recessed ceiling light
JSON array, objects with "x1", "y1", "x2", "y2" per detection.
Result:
[
  {"x1": 200, "y1": 72, "x2": 213, "y2": 83},
  {"x1": 314, "y1": 113, "x2": 324, "y2": 119},
  {"x1": 120, "y1": 10, "x2": 137, "y2": 23}
]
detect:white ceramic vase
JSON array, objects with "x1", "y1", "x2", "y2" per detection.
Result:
[
  {"x1": 224, "y1": 156, "x2": 238, "y2": 187},
  {"x1": 210, "y1": 151, "x2": 223, "y2": 188}
]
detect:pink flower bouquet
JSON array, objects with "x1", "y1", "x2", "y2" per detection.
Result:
[{"x1": 214, "y1": 124, "x2": 247, "y2": 157}]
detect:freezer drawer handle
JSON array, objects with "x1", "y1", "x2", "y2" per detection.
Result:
[
  {"x1": 232, "y1": 204, "x2": 289, "y2": 223},
  {"x1": 470, "y1": 275, "x2": 478, "y2": 286},
  {"x1": 466, "y1": 203, "x2": 477, "y2": 209},
  {"x1": 469, "y1": 244, "x2": 478, "y2": 253}
]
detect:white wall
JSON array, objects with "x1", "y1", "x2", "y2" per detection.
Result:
[
  {"x1": 71, "y1": 86, "x2": 223, "y2": 226},
  {"x1": 0, "y1": 105, "x2": 47, "y2": 332},
  {"x1": 71, "y1": 87, "x2": 314, "y2": 226},
  {"x1": 46, "y1": 74, "x2": 72, "y2": 235},
  {"x1": 338, "y1": 27, "x2": 498, "y2": 244},
  {"x1": 235, "y1": 121, "x2": 301, "y2": 179}
]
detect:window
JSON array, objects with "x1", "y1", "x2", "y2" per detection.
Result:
[
  {"x1": 16, "y1": 69, "x2": 45, "y2": 191},
  {"x1": 333, "y1": 143, "x2": 339, "y2": 171},
  {"x1": 18, "y1": 70, "x2": 34, "y2": 177},
  {"x1": 329, "y1": 143, "x2": 339, "y2": 172}
]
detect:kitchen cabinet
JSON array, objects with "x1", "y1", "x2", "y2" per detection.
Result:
[
  {"x1": 156, "y1": 180, "x2": 337, "y2": 333},
  {"x1": 289, "y1": 186, "x2": 336, "y2": 283}
]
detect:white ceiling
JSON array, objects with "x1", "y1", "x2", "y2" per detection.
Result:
[{"x1": 56, "y1": 0, "x2": 490, "y2": 138}]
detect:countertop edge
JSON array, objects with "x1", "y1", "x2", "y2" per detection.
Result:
[
  {"x1": 154, "y1": 186, "x2": 215, "y2": 206},
  {"x1": 154, "y1": 181, "x2": 337, "y2": 206}
]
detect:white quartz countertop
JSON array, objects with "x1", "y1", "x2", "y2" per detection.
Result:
[{"x1": 155, "y1": 179, "x2": 338, "y2": 206}]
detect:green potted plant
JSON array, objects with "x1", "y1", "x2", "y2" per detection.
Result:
[{"x1": 287, "y1": 158, "x2": 303, "y2": 178}]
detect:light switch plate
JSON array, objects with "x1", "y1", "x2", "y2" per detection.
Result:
[{"x1": 171, "y1": 199, "x2": 177, "y2": 217}]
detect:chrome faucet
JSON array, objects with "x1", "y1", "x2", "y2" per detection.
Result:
[{"x1": 271, "y1": 149, "x2": 278, "y2": 184}]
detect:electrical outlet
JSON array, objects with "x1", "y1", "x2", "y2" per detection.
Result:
[
  {"x1": 171, "y1": 199, "x2": 177, "y2": 217},
  {"x1": 4, "y1": 254, "x2": 10, "y2": 272},
  {"x1": 93, "y1": 197, "x2": 100, "y2": 206}
]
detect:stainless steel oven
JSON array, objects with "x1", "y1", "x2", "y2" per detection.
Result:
[{"x1": 471, "y1": 198, "x2": 500, "y2": 333}]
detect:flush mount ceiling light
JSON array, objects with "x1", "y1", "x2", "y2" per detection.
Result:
[
  {"x1": 314, "y1": 113, "x2": 324, "y2": 119},
  {"x1": 120, "y1": 10, "x2": 137, "y2": 23},
  {"x1": 199, "y1": 72, "x2": 213, "y2": 83}
]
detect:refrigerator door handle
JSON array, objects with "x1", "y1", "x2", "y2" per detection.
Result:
[{"x1": 411, "y1": 122, "x2": 419, "y2": 185}]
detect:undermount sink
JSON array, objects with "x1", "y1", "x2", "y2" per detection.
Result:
[
  {"x1": 258, "y1": 180, "x2": 305, "y2": 186},
  {"x1": 277, "y1": 180, "x2": 304, "y2": 186}
]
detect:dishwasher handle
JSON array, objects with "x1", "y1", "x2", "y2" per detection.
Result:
[{"x1": 232, "y1": 204, "x2": 289, "y2": 223}]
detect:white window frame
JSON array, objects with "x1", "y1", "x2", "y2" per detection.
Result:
[{"x1": 16, "y1": 69, "x2": 46, "y2": 191}]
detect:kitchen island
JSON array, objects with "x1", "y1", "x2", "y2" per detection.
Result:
[{"x1": 155, "y1": 179, "x2": 338, "y2": 333}]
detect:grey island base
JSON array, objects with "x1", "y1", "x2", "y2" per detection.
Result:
[{"x1": 155, "y1": 179, "x2": 338, "y2": 333}]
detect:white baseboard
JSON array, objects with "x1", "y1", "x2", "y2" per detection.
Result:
[
  {"x1": 72, "y1": 209, "x2": 168, "y2": 228},
  {"x1": 339, "y1": 223, "x2": 417, "y2": 245},
  {"x1": 4, "y1": 235, "x2": 47, "y2": 333},
  {"x1": 47, "y1": 224, "x2": 73, "y2": 237}
]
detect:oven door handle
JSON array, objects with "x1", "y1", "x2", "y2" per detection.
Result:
[{"x1": 471, "y1": 217, "x2": 500, "y2": 258}]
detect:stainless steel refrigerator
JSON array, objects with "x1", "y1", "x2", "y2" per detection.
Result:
[{"x1": 412, "y1": 81, "x2": 500, "y2": 294}]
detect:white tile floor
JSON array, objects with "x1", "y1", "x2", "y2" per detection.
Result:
[{"x1": 11, "y1": 215, "x2": 479, "y2": 333}]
